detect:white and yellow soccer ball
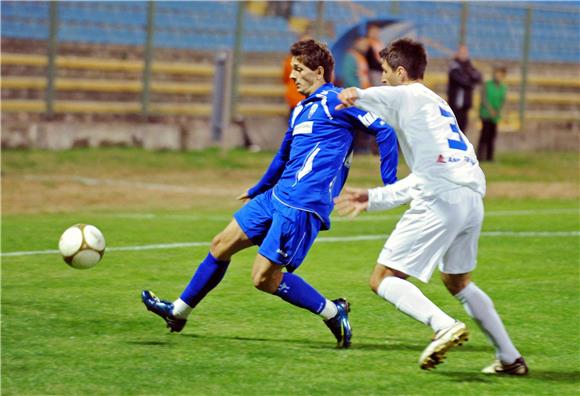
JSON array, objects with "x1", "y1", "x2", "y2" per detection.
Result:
[{"x1": 58, "y1": 224, "x2": 106, "y2": 269}]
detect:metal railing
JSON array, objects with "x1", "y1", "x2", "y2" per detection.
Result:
[{"x1": 3, "y1": 0, "x2": 578, "y2": 131}]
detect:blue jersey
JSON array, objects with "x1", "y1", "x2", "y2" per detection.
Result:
[{"x1": 248, "y1": 83, "x2": 398, "y2": 230}]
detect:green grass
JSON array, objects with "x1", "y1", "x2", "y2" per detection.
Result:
[
  {"x1": 3, "y1": 148, "x2": 579, "y2": 182},
  {"x1": 2, "y1": 150, "x2": 579, "y2": 395},
  {"x1": 1, "y1": 148, "x2": 275, "y2": 175}
]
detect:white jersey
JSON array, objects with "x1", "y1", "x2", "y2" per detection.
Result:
[{"x1": 356, "y1": 83, "x2": 486, "y2": 198}]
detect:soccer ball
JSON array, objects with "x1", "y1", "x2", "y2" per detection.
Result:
[{"x1": 58, "y1": 224, "x2": 106, "y2": 269}]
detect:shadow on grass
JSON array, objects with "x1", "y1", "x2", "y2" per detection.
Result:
[
  {"x1": 159, "y1": 333, "x2": 491, "y2": 353},
  {"x1": 435, "y1": 369, "x2": 580, "y2": 384},
  {"x1": 126, "y1": 340, "x2": 171, "y2": 346},
  {"x1": 527, "y1": 370, "x2": 580, "y2": 383},
  {"x1": 183, "y1": 333, "x2": 422, "y2": 351}
]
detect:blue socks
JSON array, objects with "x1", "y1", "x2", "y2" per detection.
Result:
[
  {"x1": 179, "y1": 253, "x2": 230, "y2": 308},
  {"x1": 176, "y1": 253, "x2": 330, "y2": 320},
  {"x1": 274, "y1": 272, "x2": 327, "y2": 315}
]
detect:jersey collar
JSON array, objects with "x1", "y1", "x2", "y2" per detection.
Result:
[{"x1": 302, "y1": 82, "x2": 334, "y2": 105}]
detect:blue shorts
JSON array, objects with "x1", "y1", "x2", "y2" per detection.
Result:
[{"x1": 233, "y1": 189, "x2": 322, "y2": 272}]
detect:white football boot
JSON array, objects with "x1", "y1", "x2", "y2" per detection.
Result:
[
  {"x1": 482, "y1": 357, "x2": 529, "y2": 376},
  {"x1": 419, "y1": 321, "x2": 469, "y2": 370}
]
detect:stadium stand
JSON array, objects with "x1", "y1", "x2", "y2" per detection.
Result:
[
  {"x1": 2, "y1": 1, "x2": 578, "y2": 62},
  {"x1": 1, "y1": 0, "x2": 578, "y2": 149}
]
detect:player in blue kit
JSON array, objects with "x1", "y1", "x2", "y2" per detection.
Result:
[{"x1": 141, "y1": 39, "x2": 398, "y2": 348}]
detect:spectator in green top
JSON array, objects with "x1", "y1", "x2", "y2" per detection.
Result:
[{"x1": 478, "y1": 65, "x2": 507, "y2": 161}]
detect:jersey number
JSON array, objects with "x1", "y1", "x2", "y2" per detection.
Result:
[{"x1": 440, "y1": 106, "x2": 467, "y2": 151}]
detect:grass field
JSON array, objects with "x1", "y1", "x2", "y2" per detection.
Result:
[{"x1": 2, "y1": 149, "x2": 579, "y2": 395}]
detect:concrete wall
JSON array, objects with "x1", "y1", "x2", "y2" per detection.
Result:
[
  {"x1": 496, "y1": 129, "x2": 580, "y2": 152},
  {"x1": 1, "y1": 117, "x2": 288, "y2": 151},
  {"x1": 1, "y1": 118, "x2": 577, "y2": 152}
]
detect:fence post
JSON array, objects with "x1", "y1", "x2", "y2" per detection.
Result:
[
  {"x1": 519, "y1": 6, "x2": 533, "y2": 131},
  {"x1": 390, "y1": 1, "x2": 400, "y2": 16},
  {"x1": 46, "y1": 1, "x2": 59, "y2": 118},
  {"x1": 459, "y1": 1, "x2": 469, "y2": 46},
  {"x1": 315, "y1": 1, "x2": 325, "y2": 38},
  {"x1": 141, "y1": 1, "x2": 156, "y2": 119},
  {"x1": 211, "y1": 51, "x2": 232, "y2": 143},
  {"x1": 230, "y1": 1, "x2": 245, "y2": 120}
]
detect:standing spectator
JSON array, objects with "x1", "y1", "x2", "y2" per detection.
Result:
[
  {"x1": 447, "y1": 45, "x2": 482, "y2": 133},
  {"x1": 365, "y1": 24, "x2": 384, "y2": 86},
  {"x1": 478, "y1": 65, "x2": 508, "y2": 162},
  {"x1": 342, "y1": 37, "x2": 371, "y2": 89},
  {"x1": 342, "y1": 38, "x2": 372, "y2": 153}
]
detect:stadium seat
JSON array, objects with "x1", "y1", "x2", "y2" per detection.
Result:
[{"x1": 1, "y1": 0, "x2": 577, "y2": 62}]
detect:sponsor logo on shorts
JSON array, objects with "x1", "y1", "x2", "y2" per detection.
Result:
[{"x1": 276, "y1": 248, "x2": 289, "y2": 258}]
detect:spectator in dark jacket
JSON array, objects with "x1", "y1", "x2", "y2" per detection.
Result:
[
  {"x1": 447, "y1": 45, "x2": 482, "y2": 133},
  {"x1": 365, "y1": 24, "x2": 384, "y2": 86}
]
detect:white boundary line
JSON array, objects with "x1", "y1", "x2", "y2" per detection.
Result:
[
  {"x1": 106, "y1": 207, "x2": 579, "y2": 222},
  {"x1": 2, "y1": 231, "x2": 578, "y2": 258}
]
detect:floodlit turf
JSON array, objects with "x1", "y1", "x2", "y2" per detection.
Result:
[{"x1": 2, "y1": 149, "x2": 579, "y2": 395}]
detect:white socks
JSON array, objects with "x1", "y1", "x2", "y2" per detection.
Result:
[
  {"x1": 319, "y1": 299, "x2": 339, "y2": 320},
  {"x1": 172, "y1": 298, "x2": 193, "y2": 319},
  {"x1": 376, "y1": 277, "x2": 521, "y2": 364},
  {"x1": 174, "y1": 297, "x2": 338, "y2": 321},
  {"x1": 377, "y1": 277, "x2": 456, "y2": 332},
  {"x1": 455, "y1": 282, "x2": 520, "y2": 364}
]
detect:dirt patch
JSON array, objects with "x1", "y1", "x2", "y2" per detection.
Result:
[
  {"x1": 487, "y1": 181, "x2": 579, "y2": 199},
  {"x1": 3, "y1": 171, "x2": 578, "y2": 215},
  {"x1": 2, "y1": 171, "x2": 257, "y2": 214}
]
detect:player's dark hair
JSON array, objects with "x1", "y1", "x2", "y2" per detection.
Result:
[
  {"x1": 290, "y1": 39, "x2": 334, "y2": 82},
  {"x1": 379, "y1": 38, "x2": 427, "y2": 80}
]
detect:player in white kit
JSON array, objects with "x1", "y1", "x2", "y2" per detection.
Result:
[{"x1": 335, "y1": 38, "x2": 528, "y2": 374}]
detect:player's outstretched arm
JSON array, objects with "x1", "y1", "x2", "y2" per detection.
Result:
[
  {"x1": 367, "y1": 174, "x2": 417, "y2": 211},
  {"x1": 334, "y1": 187, "x2": 369, "y2": 219},
  {"x1": 335, "y1": 174, "x2": 416, "y2": 217},
  {"x1": 337, "y1": 86, "x2": 401, "y2": 127},
  {"x1": 336, "y1": 87, "x2": 360, "y2": 110}
]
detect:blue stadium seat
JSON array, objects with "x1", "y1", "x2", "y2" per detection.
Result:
[
  {"x1": 1, "y1": 20, "x2": 48, "y2": 40},
  {"x1": 0, "y1": 0, "x2": 578, "y2": 61},
  {"x1": 1, "y1": 1, "x2": 49, "y2": 18}
]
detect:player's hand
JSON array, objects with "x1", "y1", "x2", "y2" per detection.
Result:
[
  {"x1": 335, "y1": 87, "x2": 359, "y2": 110},
  {"x1": 334, "y1": 187, "x2": 369, "y2": 218},
  {"x1": 236, "y1": 190, "x2": 251, "y2": 203}
]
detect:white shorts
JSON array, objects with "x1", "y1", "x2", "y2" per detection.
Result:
[{"x1": 378, "y1": 186, "x2": 484, "y2": 283}]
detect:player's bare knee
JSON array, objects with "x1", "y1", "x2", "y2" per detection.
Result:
[
  {"x1": 252, "y1": 278, "x2": 269, "y2": 292},
  {"x1": 251, "y1": 272, "x2": 265, "y2": 289},
  {"x1": 369, "y1": 274, "x2": 383, "y2": 294},
  {"x1": 369, "y1": 265, "x2": 407, "y2": 294},
  {"x1": 252, "y1": 271, "x2": 275, "y2": 293},
  {"x1": 441, "y1": 272, "x2": 471, "y2": 295},
  {"x1": 209, "y1": 233, "x2": 228, "y2": 259}
]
